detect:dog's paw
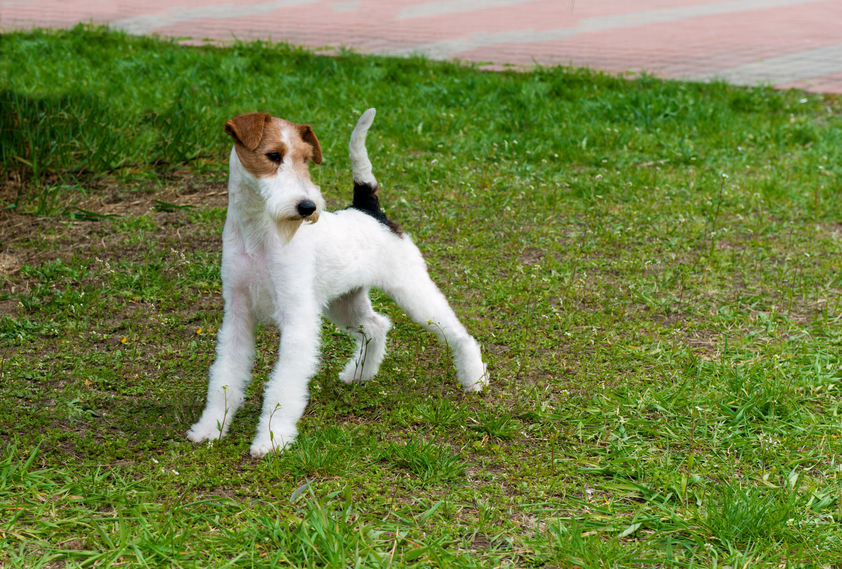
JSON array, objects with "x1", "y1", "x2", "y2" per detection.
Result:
[
  {"x1": 459, "y1": 363, "x2": 489, "y2": 393},
  {"x1": 187, "y1": 419, "x2": 225, "y2": 443},
  {"x1": 338, "y1": 362, "x2": 376, "y2": 385},
  {"x1": 250, "y1": 430, "x2": 296, "y2": 458}
]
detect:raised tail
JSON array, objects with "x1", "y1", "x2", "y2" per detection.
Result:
[
  {"x1": 349, "y1": 108, "x2": 377, "y2": 186},
  {"x1": 348, "y1": 108, "x2": 402, "y2": 235}
]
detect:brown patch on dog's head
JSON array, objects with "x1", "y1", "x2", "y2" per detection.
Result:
[
  {"x1": 297, "y1": 124, "x2": 322, "y2": 165},
  {"x1": 225, "y1": 113, "x2": 271, "y2": 151},
  {"x1": 225, "y1": 113, "x2": 323, "y2": 178}
]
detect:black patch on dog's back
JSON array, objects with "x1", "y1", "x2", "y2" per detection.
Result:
[{"x1": 350, "y1": 181, "x2": 402, "y2": 236}]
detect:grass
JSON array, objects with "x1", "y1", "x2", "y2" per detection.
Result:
[{"x1": 1, "y1": 24, "x2": 842, "y2": 567}]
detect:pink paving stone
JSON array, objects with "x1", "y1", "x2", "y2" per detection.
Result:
[
  {"x1": 781, "y1": 72, "x2": 842, "y2": 94},
  {"x1": 123, "y1": 1, "x2": 566, "y2": 48},
  {"x1": 446, "y1": 1, "x2": 841, "y2": 71},
  {"x1": 1, "y1": 0, "x2": 840, "y2": 93}
]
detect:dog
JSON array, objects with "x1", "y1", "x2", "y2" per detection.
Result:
[{"x1": 187, "y1": 108, "x2": 488, "y2": 457}]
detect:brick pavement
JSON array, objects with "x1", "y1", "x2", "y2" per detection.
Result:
[{"x1": 1, "y1": 0, "x2": 840, "y2": 93}]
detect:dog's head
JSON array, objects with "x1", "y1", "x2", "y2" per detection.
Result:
[{"x1": 225, "y1": 113, "x2": 325, "y2": 239}]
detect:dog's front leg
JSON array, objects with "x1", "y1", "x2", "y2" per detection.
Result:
[
  {"x1": 249, "y1": 311, "x2": 321, "y2": 457},
  {"x1": 187, "y1": 289, "x2": 257, "y2": 444}
]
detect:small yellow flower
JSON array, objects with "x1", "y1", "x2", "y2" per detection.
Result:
[
  {"x1": 120, "y1": 337, "x2": 128, "y2": 344},
  {"x1": 196, "y1": 327, "x2": 203, "y2": 335}
]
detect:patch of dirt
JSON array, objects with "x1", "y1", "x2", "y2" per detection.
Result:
[
  {"x1": 73, "y1": 177, "x2": 229, "y2": 217},
  {"x1": 518, "y1": 246, "x2": 545, "y2": 265},
  {"x1": 0, "y1": 174, "x2": 229, "y2": 283},
  {"x1": 0, "y1": 298, "x2": 19, "y2": 318},
  {"x1": 2, "y1": 169, "x2": 228, "y2": 217},
  {"x1": 0, "y1": 251, "x2": 22, "y2": 276}
]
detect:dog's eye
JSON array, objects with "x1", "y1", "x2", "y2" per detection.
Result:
[{"x1": 265, "y1": 152, "x2": 282, "y2": 163}]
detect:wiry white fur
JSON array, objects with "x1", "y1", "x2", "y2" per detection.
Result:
[{"x1": 187, "y1": 108, "x2": 488, "y2": 458}]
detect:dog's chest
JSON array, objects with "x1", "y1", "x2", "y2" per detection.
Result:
[
  {"x1": 249, "y1": 250, "x2": 317, "y2": 314},
  {"x1": 222, "y1": 224, "x2": 305, "y2": 317}
]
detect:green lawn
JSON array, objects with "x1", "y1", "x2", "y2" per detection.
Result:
[{"x1": 2, "y1": 25, "x2": 842, "y2": 568}]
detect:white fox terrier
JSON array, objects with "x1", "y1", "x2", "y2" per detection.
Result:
[{"x1": 187, "y1": 108, "x2": 488, "y2": 457}]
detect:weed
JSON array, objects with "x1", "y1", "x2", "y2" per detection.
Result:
[
  {"x1": 383, "y1": 436, "x2": 466, "y2": 485},
  {"x1": 470, "y1": 408, "x2": 519, "y2": 441}
]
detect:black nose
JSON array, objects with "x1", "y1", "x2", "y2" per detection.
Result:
[{"x1": 296, "y1": 200, "x2": 317, "y2": 217}]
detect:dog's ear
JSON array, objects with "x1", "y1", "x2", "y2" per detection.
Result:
[
  {"x1": 225, "y1": 113, "x2": 271, "y2": 151},
  {"x1": 298, "y1": 124, "x2": 322, "y2": 165}
]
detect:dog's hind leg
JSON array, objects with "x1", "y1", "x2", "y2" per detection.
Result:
[
  {"x1": 382, "y1": 271, "x2": 488, "y2": 392},
  {"x1": 326, "y1": 288, "x2": 391, "y2": 384}
]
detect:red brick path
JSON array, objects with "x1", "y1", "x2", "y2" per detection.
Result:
[{"x1": 2, "y1": 0, "x2": 840, "y2": 93}]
